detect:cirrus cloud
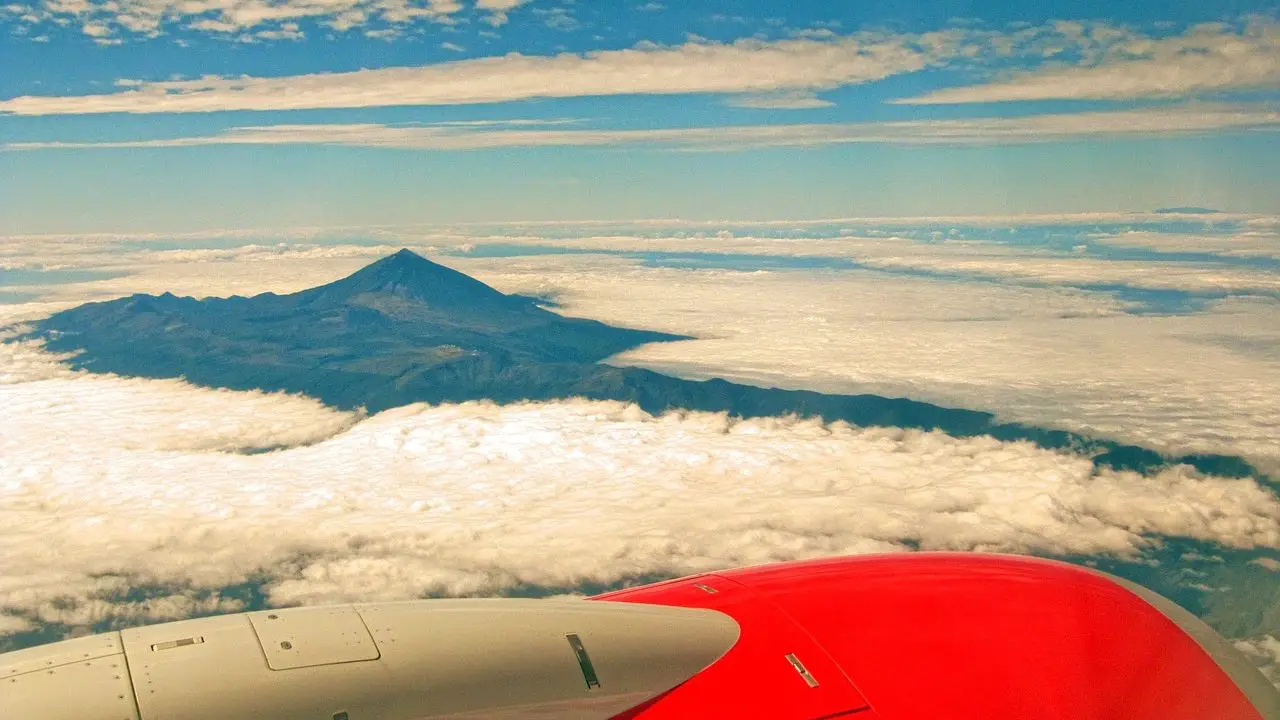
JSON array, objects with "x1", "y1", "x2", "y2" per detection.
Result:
[
  {"x1": 475, "y1": 0, "x2": 529, "y2": 27},
  {"x1": 0, "y1": 19, "x2": 1273, "y2": 111},
  {"x1": 7, "y1": 104, "x2": 1278, "y2": 149},
  {"x1": 0, "y1": 35, "x2": 939, "y2": 115},
  {"x1": 3, "y1": 0, "x2": 467, "y2": 41},
  {"x1": 899, "y1": 18, "x2": 1280, "y2": 104}
]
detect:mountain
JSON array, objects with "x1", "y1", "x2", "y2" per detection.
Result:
[
  {"x1": 34, "y1": 250, "x2": 686, "y2": 399},
  {"x1": 1153, "y1": 207, "x2": 1223, "y2": 215},
  {"x1": 292, "y1": 248, "x2": 535, "y2": 314},
  {"x1": 23, "y1": 250, "x2": 1263, "y2": 479}
]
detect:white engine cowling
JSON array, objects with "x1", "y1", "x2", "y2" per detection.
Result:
[{"x1": 3, "y1": 599, "x2": 740, "y2": 720}]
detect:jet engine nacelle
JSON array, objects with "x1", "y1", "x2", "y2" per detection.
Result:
[
  {"x1": 4, "y1": 553, "x2": 1278, "y2": 719},
  {"x1": 3, "y1": 600, "x2": 738, "y2": 719}
]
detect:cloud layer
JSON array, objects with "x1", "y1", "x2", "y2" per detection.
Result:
[
  {"x1": 10, "y1": 104, "x2": 1278, "y2": 150},
  {"x1": 852, "y1": 251, "x2": 1280, "y2": 294},
  {"x1": 0, "y1": 35, "x2": 935, "y2": 114},
  {"x1": 2, "y1": 0, "x2": 514, "y2": 43},
  {"x1": 446, "y1": 252, "x2": 1280, "y2": 474},
  {"x1": 3, "y1": 333, "x2": 1278, "y2": 636},
  {"x1": 1237, "y1": 634, "x2": 1280, "y2": 687},
  {"x1": 2, "y1": 234, "x2": 1279, "y2": 643},
  {"x1": 4, "y1": 226, "x2": 1278, "y2": 483},
  {"x1": 900, "y1": 18, "x2": 1280, "y2": 104},
  {"x1": 1093, "y1": 230, "x2": 1280, "y2": 260},
  {"x1": 2, "y1": 20, "x2": 1276, "y2": 114}
]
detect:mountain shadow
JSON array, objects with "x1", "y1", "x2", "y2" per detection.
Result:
[{"x1": 21, "y1": 249, "x2": 1266, "y2": 480}]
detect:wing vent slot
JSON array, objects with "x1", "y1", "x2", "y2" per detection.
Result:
[
  {"x1": 786, "y1": 652, "x2": 820, "y2": 688},
  {"x1": 565, "y1": 633, "x2": 601, "y2": 690},
  {"x1": 150, "y1": 637, "x2": 204, "y2": 652}
]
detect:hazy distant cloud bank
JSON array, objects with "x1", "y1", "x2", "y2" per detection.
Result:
[{"x1": 1093, "y1": 230, "x2": 1280, "y2": 260}]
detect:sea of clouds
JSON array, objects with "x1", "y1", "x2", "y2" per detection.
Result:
[
  {"x1": 2, "y1": 219, "x2": 1279, "y2": 678},
  {"x1": 462, "y1": 253, "x2": 1280, "y2": 475},
  {"x1": 4, "y1": 339, "x2": 1279, "y2": 627}
]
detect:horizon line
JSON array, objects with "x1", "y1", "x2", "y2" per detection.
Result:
[{"x1": 3, "y1": 209, "x2": 1268, "y2": 242}]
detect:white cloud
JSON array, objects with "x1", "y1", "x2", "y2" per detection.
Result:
[
  {"x1": 379, "y1": 0, "x2": 460, "y2": 24},
  {"x1": 21, "y1": 593, "x2": 247, "y2": 628},
  {"x1": 851, "y1": 250, "x2": 1280, "y2": 294},
  {"x1": 1092, "y1": 230, "x2": 1280, "y2": 260},
  {"x1": 440, "y1": 253, "x2": 1280, "y2": 474},
  {"x1": 1252, "y1": 558, "x2": 1280, "y2": 571},
  {"x1": 12, "y1": 0, "x2": 466, "y2": 41},
  {"x1": 1235, "y1": 634, "x2": 1280, "y2": 689},
  {"x1": 0, "y1": 337, "x2": 361, "y2": 447},
  {"x1": 429, "y1": 211, "x2": 1259, "y2": 230},
  {"x1": 0, "y1": 215, "x2": 1254, "y2": 266},
  {"x1": 252, "y1": 21, "x2": 303, "y2": 41},
  {"x1": 11, "y1": 253, "x2": 383, "y2": 302},
  {"x1": 8, "y1": 104, "x2": 1277, "y2": 148},
  {"x1": 0, "y1": 615, "x2": 35, "y2": 634},
  {"x1": 475, "y1": 0, "x2": 528, "y2": 27},
  {"x1": 1, "y1": 18, "x2": 1272, "y2": 105},
  {"x1": 724, "y1": 91, "x2": 835, "y2": 110},
  {"x1": 900, "y1": 18, "x2": 1280, "y2": 104},
  {"x1": 494, "y1": 225, "x2": 1273, "y2": 295},
  {"x1": 326, "y1": 9, "x2": 365, "y2": 31},
  {"x1": 1248, "y1": 216, "x2": 1280, "y2": 231},
  {"x1": 2, "y1": 331, "x2": 1278, "y2": 634},
  {"x1": 79, "y1": 19, "x2": 109, "y2": 36},
  {"x1": 189, "y1": 17, "x2": 237, "y2": 32},
  {"x1": 531, "y1": 4, "x2": 573, "y2": 31},
  {"x1": 187, "y1": 223, "x2": 1277, "y2": 297},
  {"x1": 0, "y1": 35, "x2": 939, "y2": 114}
]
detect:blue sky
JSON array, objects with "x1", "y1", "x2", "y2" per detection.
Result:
[{"x1": 1, "y1": 0, "x2": 1278, "y2": 233}]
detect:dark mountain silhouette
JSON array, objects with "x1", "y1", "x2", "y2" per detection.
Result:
[
  {"x1": 294, "y1": 248, "x2": 533, "y2": 313},
  {"x1": 24, "y1": 250, "x2": 1263, "y2": 480},
  {"x1": 1153, "y1": 207, "x2": 1223, "y2": 215}
]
